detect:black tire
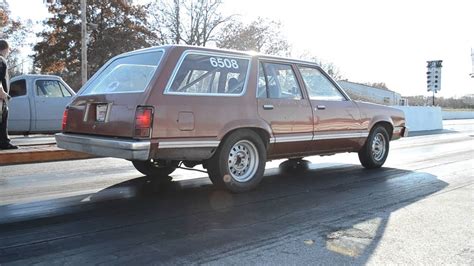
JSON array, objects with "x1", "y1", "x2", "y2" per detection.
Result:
[
  {"x1": 207, "y1": 130, "x2": 267, "y2": 193},
  {"x1": 132, "y1": 160, "x2": 177, "y2": 177},
  {"x1": 358, "y1": 126, "x2": 390, "y2": 169}
]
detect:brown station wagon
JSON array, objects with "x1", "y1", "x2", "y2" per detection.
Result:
[{"x1": 56, "y1": 45, "x2": 408, "y2": 192}]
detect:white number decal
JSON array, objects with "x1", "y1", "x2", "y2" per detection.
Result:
[
  {"x1": 217, "y1": 58, "x2": 225, "y2": 68},
  {"x1": 210, "y1": 57, "x2": 218, "y2": 67},
  {"x1": 231, "y1": 59, "x2": 239, "y2": 69},
  {"x1": 224, "y1": 58, "x2": 232, "y2": 68},
  {"x1": 209, "y1": 57, "x2": 240, "y2": 69}
]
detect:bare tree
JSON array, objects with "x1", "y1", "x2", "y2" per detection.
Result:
[
  {"x1": 295, "y1": 51, "x2": 344, "y2": 81},
  {"x1": 150, "y1": 0, "x2": 231, "y2": 46},
  {"x1": 217, "y1": 17, "x2": 290, "y2": 56}
]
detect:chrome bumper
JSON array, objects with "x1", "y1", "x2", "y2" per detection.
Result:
[
  {"x1": 55, "y1": 133, "x2": 150, "y2": 160},
  {"x1": 402, "y1": 126, "x2": 409, "y2": 137},
  {"x1": 393, "y1": 126, "x2": 409, "y2": 139}
]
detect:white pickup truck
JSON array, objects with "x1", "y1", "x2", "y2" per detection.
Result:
[{"x1": 7, "y1": 74, "x2": 76, "y2": 134}]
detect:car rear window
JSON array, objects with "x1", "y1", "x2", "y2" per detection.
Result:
[
  {"x1": 166, "y1": 52, "x2": 250, "y2": 95},
  {"x1": 81, "y1": 51, "x2": 163, "y2": 95}
]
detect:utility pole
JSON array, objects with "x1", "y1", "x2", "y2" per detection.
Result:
[{"x1": 81, "y1": 0, "x2": 87, "y2": 85}]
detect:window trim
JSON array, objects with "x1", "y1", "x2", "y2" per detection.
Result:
[
  {"x1": 164, "y1": 50, "x2": 252, "y2": 97},
  {"x1": 58, "y1": 81, "x2": 73, "y2": 97},
  {"x1": 256, "y1": 62, "x2": 270, "y2": 98},
  {"x1": 79, "y1": 48, "x2": 166, "y2": 96},
  {"x1": 257, "y1": 60, "x2": 305, "y2": 100},
  {"x1": 296, "y1": 64, "x2": 351, "y2": 101}
]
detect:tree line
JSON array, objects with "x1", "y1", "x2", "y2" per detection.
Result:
[{"x1": 405, "y1": 95, "x2": 474, "y2": 109}]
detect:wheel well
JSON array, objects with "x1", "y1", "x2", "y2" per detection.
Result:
[
  {"x1": 221, "y1": 128, "x2": 271, "y2": 149},
  {"x1": 373, "y1": 121, "x2": 393, "y2": 140}
]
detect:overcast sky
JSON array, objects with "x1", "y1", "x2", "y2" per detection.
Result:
[{"x1": 8, "y1": 0, "x2": 474, "y2": 97}]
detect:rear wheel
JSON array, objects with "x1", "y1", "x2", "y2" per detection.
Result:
[
  {"x1": 358, "y1": 126, "x2": 390, "y2": 169},
  {"x1": 132, "y1": 160, "x2": 177, "y2": 177},
  {"x1": 208, "y1": 130, "x2": 266, "y2": 193}
]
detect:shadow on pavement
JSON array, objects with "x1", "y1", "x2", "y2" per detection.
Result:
[{"x1": 0, "y1": 163, "x2": 448, "y2": 264}]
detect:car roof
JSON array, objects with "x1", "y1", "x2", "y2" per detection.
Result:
[
  {"x1": 124, "y1": 45, "x2": 321, "y2": 67},
  {"x1": 11, "y1": 74, "x2": 64, "y2": 82}
]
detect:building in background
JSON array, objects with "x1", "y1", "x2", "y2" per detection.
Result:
[{"x1": 337, "y1": 80, "x2": 403, "y2": 106}]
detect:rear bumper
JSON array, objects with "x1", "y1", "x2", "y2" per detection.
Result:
[{"x1": 55, "y1": 133, "x2": 150, "y2": 160}]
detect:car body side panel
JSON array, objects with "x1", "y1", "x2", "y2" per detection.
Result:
[
  {"x1": 217, "y1": 118, "x2": 273, "y2": 141},
  {"x1": 257, "y1": 97, "x2": 314, "y2": 156},
  {"x1": 355, "y1": 101, "x2": 405, "y2": 129},
  {"x1": 310, "y1": 100, "x2": 366, "y2": 151}
]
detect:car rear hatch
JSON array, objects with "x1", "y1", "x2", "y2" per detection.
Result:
[{"x1": 63, "y1": 49, "x2": 165, "y2": 139}]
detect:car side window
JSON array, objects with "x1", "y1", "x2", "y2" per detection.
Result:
[
  {"x1": 298, "y1": 66, "x2": 346, "y2": 101},
  {"x1": 167, "y1": 53, "x2": 250, "y2": 95},
  {"x1": 36, "y1": 80, "x2": 71, "y2": 98},
  {"x1": 260, "y1": 62, "x2": 302, "y2": 100},
  {"x1": 9, "y1": 79, "x2": 27, "y2": 97}
]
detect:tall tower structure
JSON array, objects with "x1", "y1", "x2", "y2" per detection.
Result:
[{"x1": 427, "y1": 60, "x2": 442, "y2": 106}]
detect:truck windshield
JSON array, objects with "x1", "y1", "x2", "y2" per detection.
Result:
[{"x1": 81, "y1": 51, "x2": 163, "y2": 95}]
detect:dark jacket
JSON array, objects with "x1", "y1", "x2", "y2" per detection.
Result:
[{"x1": 0, "y1": 56, "x2": 9, "y2": 94}]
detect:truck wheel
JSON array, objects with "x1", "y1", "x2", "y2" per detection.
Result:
[
  {"x1": 132, "y1": 160, "x2": 177, "y2": 177},
  {"x1": 358, "y1": 126, "x2": 390, "y2": 169},
  {"x1": 208, "y1": 130, "x2": 266, "y2": 193}
]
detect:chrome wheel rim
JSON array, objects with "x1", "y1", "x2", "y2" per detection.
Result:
[
  {"x1": 371, "y1": 133, "x2": 386, "y2": 161},
  {"x1": 227, "y1": 140, "x2": 259, "y2": 182}
]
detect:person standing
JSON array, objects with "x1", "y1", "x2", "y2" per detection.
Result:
[{"x1": 0, "y1": 40, "x2": 18, "y2": 150}]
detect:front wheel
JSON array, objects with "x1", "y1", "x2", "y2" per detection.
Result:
[
  {"x1": 207, "y1": 130, "x2": 267, "y2": 193},
  {"x1": 132, "y1": 160, "x2": 177, "y2": 177},
  {"x1": 358, "y1": 126, "x2": 390, "y2": 169}
]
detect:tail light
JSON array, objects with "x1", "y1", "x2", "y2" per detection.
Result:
[
  {"x1": 62, "y1": 108, "x2": 69, "y2": 131},
  {"x1": 134, "y1": 106, "x2": 154, "y2": 139}
]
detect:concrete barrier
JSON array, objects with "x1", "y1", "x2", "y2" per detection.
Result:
[
  {"x1": 394, "y1": 106, "x2": 443, "y2": 132},
  {"x1": 442, "y1": 111, "x2": 474, "y2": 120}
]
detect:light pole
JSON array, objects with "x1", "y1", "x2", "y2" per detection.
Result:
[{"x1": 81, "y1": 0, "x2": 87, "y2": 86}]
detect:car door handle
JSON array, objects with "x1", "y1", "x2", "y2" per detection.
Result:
[
  {"x1": 315, "y1": 105, "x2": 326, "y2": 110},
  {"x1": 263, "y1": 104, "x2": 274, "y2": 110}
]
